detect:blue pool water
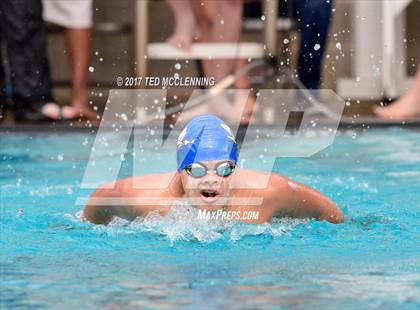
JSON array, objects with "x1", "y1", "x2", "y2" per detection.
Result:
[{"x1": 1, "y1": 127, "x2": 419, "y2": 309}]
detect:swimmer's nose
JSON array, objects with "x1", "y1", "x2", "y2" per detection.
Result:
[
  {"x1": 202, "y1": 175, "x2": 220, "y2": 187},
  {"x1": 203, "y1": 179, "x2": 219, "y2": 187}
]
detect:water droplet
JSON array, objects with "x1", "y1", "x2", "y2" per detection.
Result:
[
  {"x1": 283, "y1": 38, "x2": 290, "y2": 44},
  {"x1": 314, "y1": 44, "x2": 321, "y2": 51},
  {"x1": 336, "y1": 42, "x2": 342, "y2": 50},
  {"x1": 88, "y1": 66, "x2": 95, "y2": 72},
  {"x1": 174, "y1": 63, "x2": 181, "y2": 70}
]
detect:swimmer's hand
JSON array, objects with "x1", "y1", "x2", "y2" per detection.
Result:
[{"x1": 268, "y1": 176, "x2": 344, "y2": 224}]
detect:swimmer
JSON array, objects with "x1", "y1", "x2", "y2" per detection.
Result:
[{"x1": 83, "y1": 114, "x2": 343, "y2": 225}]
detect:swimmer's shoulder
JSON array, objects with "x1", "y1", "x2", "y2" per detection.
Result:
[
  {"x1": 96, "y1": 172, "x2": 177, "y2": 196},
  {"x1": 231, "y1": 169, "x2": 296, "y2": 218},
  {"x1": 233, "y1": 168, "x2": 291, "y2": 190},
  {"x1": 233, "y1": 169, "x2": 295, "y2": 205},
  {"x1": 127, "y1": 172, "x2": 177, "y2": 189}
]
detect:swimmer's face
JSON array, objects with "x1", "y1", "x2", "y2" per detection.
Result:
[{"x1": 179, "y1": 160, "x2": 235, "y2": 210}]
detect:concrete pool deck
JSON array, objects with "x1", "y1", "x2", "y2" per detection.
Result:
[{"x1": 1, "y1": 115, "x2": 420, "y2": 134}]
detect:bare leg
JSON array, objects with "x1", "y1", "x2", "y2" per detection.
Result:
[
  {"x1": 65, "y1": 28, "x2": 97, "y2": 120},
  {"x1": 233, "y1": 58, "x2": 256, "y2": 123},
  {"x1": 373, "y1": 67, "x2": 420, "y2": 120},
  {"x1": 168, "y1": 0, "x2": 254, "y2": 124},
  {"x1": 166, "y1": 0, "x2": 197, "y2": 51},
  {"x1": 171, "y1": 9, "x2": 212, "y2": 123},
  {"x1": 199, "y1": 0, "x2": 252, "y2": 123},
  {"x1": 199, "y1": 0, "x2": 241, "y2": 89}
]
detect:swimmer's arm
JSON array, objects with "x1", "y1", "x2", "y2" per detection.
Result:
[
  {"x1": 270, "y1": 176, "x2": 344, "y2": 224},
  {"x1": 291, "y1": 181, "x2": 343, "y2": 223},
  {"x1": 83, "y1": 179, "x2": 145, "y2": 225}
]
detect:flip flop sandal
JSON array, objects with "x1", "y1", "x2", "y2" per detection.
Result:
[
  {"x1": 21, "y1": 103, "x2": 77, "y2": 122},
  {"x1": 0, "y1": 104, "x2": 5, "y2": 123}
]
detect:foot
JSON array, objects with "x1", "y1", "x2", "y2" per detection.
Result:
[
  {"x1": 213, "y1": 92, "x2": 256, "y2": 125},
  {"x1": 167, "y1": 15, "x2": 197, "y2": 51},
  {"x1": 207, "y1": 94, "x2": 240, "y2": 123},
  {"x1": 233, "y1": 92, "x2": 256, "y2": 125},
  {"x1": 41, "y1": 102, "x2": 77, "y2": 120},
  {"x1": 175, "y1": 101, "x2": 210, "y2": 124},
  {"x1": 173, "y1": 95, "x2": 237, "y2": 125},
  {"x1": 373, "y1": 91, "x2": 420, "y2": 121},
  {"x1": 73, "y1": 104, "x2": 99, "y2": 121},
  {"x1": 173, "y1": 93, "x2": 255, "y2": 125},
  {"x1": 0, "y1": 104, "x2": 5, "y2": 123}
]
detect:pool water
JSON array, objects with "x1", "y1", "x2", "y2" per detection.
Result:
[{"x1": 1, "y1": 127, "x2": 419, "y2": 309}]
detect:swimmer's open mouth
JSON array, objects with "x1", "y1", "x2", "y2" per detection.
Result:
[{"x1": 200, "y1": 189, "x2": 220, "y2": 202}]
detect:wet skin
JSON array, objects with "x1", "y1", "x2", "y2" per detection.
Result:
[{"x1": 84, "y1": 160, "x2": 344, "y2": 225}]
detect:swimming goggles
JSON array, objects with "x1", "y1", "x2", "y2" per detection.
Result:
[{"x1": 184, "y1": 161, "x2": 236, "y2": 178}]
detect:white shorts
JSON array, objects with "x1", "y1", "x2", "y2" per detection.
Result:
[{"x1": 42, "y1": 0, "x2": 93, "y2": 29}]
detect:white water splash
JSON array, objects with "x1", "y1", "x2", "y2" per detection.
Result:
[{"x1": 75, "y1": 202, "x2": 306, "y2": 244}]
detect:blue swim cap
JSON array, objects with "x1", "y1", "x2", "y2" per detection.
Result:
[{"x1": 176, "y1": 114, "x2": 238, "y2": 171}]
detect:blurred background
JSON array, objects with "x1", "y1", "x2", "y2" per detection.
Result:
[{"x1": 1, "y1": 0, "x2": 419, "y2": 124}]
